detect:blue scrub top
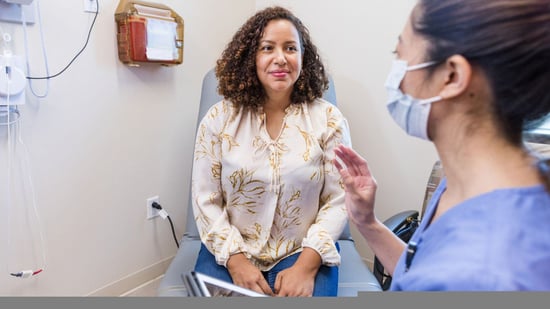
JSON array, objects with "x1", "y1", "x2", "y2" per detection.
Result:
[{"x1": 390, "y1": 178, "x2": 550, "y2": 291}]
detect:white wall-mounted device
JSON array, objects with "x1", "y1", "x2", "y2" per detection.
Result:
[
  {"x1": 0, "y1": 0, "x2": 35, "y2": 24},
  {"x1": 0, "y1": 54, "x2": 27, "y2": 106}
]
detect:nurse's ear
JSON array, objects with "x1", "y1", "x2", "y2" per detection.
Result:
[{"x1": 437, "y1": 55, "x2": 472, "y2": 100}]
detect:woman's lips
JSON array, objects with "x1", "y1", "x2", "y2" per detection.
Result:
[{"x1": 270, "y1": 71, "x2": 289, "y2": 78}]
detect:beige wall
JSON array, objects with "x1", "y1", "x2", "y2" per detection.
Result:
[
  {"x1": 0, "y1": 0, "x2": 255, "y2": 296},
  {"x1": 0, "y1": 0, "x2": 438, "y2": 296}
]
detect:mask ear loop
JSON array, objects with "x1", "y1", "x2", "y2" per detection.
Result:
[
  {"x1": 406, "y1": 61, "x2": 437, "y2": 71},
  {"x1": 406, "y1": 61, "x2": 442, "y2": 105},
  {"x1": 418, "y1": 96, "x2": 443, "y2": 105}
]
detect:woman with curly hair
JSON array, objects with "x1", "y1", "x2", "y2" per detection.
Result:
[{"x1": 191, "y1": 6, "x2": 352, "y2": 297}]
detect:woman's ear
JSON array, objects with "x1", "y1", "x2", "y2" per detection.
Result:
[{"x1": 438, "y1": 54, "x2": 472, "y2": 100}]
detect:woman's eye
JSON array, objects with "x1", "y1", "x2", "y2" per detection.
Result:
[
  {"x1": 286, "y1": 46, "x2": 298, "y2": 52},
  {"x1": 260, "y1": 45, "x2": 273, "y2": 51}
]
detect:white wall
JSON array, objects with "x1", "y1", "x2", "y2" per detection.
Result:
[
  {"x1": 255, "y1": 0, "x2": 439, "y2": 263},
  {"x1": 0, "y1": 0, "x2": 438, "y2": 296},
  {"x1": 0, "y1": 0, "x2": 254, "y2": 296}
]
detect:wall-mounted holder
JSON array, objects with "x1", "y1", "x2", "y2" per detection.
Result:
[{"x1": 115, "y1": 0, "x2": 184, "y2": 67}]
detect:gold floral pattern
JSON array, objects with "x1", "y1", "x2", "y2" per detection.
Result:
[
  {"x1": 228, "y1": 168, "x2": 265, "y2": 214},
  {"x1": 191, "y1": 99, "x2": 352, "y2": 270}
]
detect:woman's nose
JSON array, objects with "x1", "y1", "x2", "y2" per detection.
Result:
[{"x1": 274, "y1": 49, "x2": 287, "y2": 65}]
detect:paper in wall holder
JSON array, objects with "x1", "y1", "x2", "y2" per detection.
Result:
[{"x1": 115, "y1": 0, "x2": 184, "y2": 67}]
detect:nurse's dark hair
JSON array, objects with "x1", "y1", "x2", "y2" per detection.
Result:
[
  {"x1": 215, "y1": 6, "x2": 328, "y2": 109},
  {"x1": 414, "y1": 0, "x2": 550, "y2": 189}
]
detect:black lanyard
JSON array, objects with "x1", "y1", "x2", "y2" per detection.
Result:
[{"x1": 405, "y1": 241, "x2": 418, "y2": 272}]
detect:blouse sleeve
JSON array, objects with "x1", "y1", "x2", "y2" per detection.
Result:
[
  {"x1": 301, "y1": 104, "x2": 352, "y2": 266},
  {"x1": 191, "y1": 102, "x2": 247, "y2": 267}
]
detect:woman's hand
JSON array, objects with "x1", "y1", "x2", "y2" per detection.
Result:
[
  {"x1": 273, "y1": 248, "x2": 320, "y2": 297},
  {"x1": 227, "y1": 253, "x2": 274, "y2": 296},
  {"x1": 333, "y1": 144, "x2": 378, "y2": 227}
]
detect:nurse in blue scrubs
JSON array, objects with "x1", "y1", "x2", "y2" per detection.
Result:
[{"x1": 334, "y1": 0, "x2": 550, "y2": 290}]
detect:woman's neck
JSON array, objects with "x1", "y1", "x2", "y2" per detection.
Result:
[
  {"x1": 432, "y1": 130, "x2": 540, "y2": 218},
  {"x1": 264, "y1": 97, "x2": 291, "y2": 113},
  {"x1": 263, "y1": 88, "x2": 292, "y2": 112},
  {"x1": 427, "y1": 132, "x2": 540, "y2": 225}
]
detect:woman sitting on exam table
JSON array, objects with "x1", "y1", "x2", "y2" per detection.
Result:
[
  {"x1": 334, "y1": 0, "x2": 550, "y2": 290},
  {"x1": 190, "y1": 6, "x2": 351, "y2": 297}
]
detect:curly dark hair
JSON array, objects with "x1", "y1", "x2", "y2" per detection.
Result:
[{"x1": 215, "y1": 6, "x2": 328, "y2": 109}]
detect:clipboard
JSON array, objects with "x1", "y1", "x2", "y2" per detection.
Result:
[{"x1": 182, "y1": 271, "x2": 268, "y2": 297}]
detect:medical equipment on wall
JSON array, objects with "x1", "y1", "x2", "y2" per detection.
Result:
[
  {"x1": 1, "y1": 58, "x2": 46, "y2": 279},
  {"x1": 115, "y1": 0, "x2": 184, "y2": 67},
  {"x1": 0, "y1": 53, "x2": 27, "y2": 106},
  {"x1": 1, "y1": 0, "x2": 47, "y2": 279},
  {"x1": 0, "y1": 0, "x2": 35, "y2": 24}
]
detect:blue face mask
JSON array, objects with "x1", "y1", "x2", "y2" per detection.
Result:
[{"x1": 385, "y1": 59, "x2": 442, "y2": 140}]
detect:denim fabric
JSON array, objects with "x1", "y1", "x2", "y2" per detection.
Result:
[{"x1": 194, "y1": 243, "x2": 339, "y2": 296}]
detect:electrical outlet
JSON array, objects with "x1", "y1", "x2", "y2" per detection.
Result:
[
  {"x1": 83, "y1": 0, "x2": 98, "y2": 13},
  {"x1": 146, "y1": 196, "x2": 160, "y2": 220}
]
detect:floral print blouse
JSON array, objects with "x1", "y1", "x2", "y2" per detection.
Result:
[{"x1": 191, "y1": 98, "x2": 352, "y2": 271}]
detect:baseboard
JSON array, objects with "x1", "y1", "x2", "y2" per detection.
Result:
[
  {"x1": 119, "y1": 275, "x2": 164, "y2": 297},
  {"x1": 86, "y1": 255, "x2": 175, "y2": 296}
]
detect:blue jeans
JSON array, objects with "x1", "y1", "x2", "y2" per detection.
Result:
[{"x1": 194, "y1": 243, "x2": 339, "y2": 296}]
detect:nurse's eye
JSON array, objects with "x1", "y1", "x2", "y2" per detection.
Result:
[{"x1": 391, "y1": 49, "x2": 400, "y2": 58}]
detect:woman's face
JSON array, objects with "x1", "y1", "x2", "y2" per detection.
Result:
[{"x1": 255, "y1": 19, "x2": 303, "y2": 100}]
